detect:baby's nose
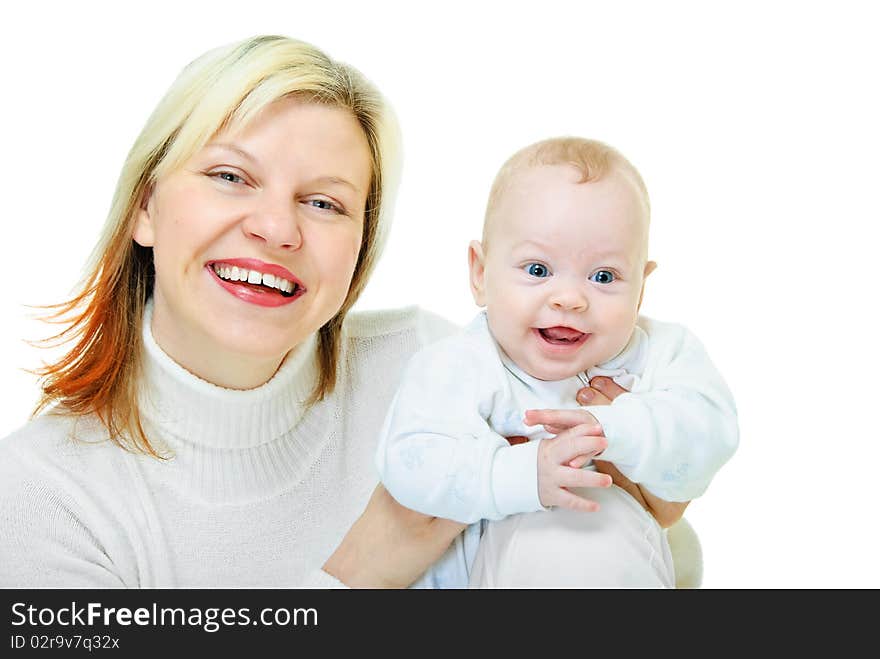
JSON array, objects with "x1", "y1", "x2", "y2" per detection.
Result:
[{"x1": 549, "y1": 287, "x2": 588, "y2": 311}]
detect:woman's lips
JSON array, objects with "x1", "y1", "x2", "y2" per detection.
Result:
[
  {"x1": 206, "y1": 264, "x2": 305, "y2": 308},
  {"x1": 210, "y1": 257, "x2": 300, "y2": 284}
]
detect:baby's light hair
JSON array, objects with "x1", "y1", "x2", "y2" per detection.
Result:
[{"x1": 482, "y1": 137, "x2": 650, "y2": 248}]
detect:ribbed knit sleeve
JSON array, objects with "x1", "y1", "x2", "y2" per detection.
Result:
[
  {"x1": 0, "y1": 305, "x2": 470, "y2": 588},
  {"x1": 0, "y1": 449, "x2": 124, "y2": 587}
]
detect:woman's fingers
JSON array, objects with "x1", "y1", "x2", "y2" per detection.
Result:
[
  {"x1": 589, "y1": 376, "x2": 629, "y2": 401},
  {"x1": 592, "y1": 459, "x2": 622, "y2": 479},
  {"x1": 575, "y1": 386, "x2": 611, "y2": 406},
  {"x1": 575, "y1": 376, "x2": 628, "y2": 405}
]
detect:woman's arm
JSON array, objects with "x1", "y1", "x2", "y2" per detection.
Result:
[
  {"x1": 578, "y1": 377, "x2": 689, "y2": 528},
  {"x1": 324, "y1": 380, "x2": 686, "y2": 589},
  {"x1": 322, "y1": 484, "x2": 466, "y2": 588},
  {"x1": 592, "y1": 459, "x2": 688, "y2": 528}
]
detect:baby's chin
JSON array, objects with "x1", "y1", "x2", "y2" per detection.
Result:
[{"x1": 519, "y1": 362, "x2": 589, "y2": 383}]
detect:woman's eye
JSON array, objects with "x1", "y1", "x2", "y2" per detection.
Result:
[
  {"x1": 590, "y1": 270, "x2": 615, "y2": 284},
  {"x1": 525, "y1": 263, "x2": 550, "y2": 278},
  {"x1": 305, "y1": 198, "x2": 345, "y2": 214},
  {"x1": 212, "y1": 171, "x2": 245, "y2": 184}
]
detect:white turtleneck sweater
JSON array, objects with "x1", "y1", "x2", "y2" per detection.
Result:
[{"x1": 0, "y1": 302, "x2": 456, "y2": 587}]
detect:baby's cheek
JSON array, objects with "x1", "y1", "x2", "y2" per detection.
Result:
[{"x1": 603, "y1": 306, "x2": 639, "y2": 345}]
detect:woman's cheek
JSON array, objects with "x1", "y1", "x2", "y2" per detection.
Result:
[{"x1": 328, "y1": 229, "x2": 364, "y2": 291}]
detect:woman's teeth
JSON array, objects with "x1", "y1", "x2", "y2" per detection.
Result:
[{"x1": 212, "y1": 264, "x2": 296, "y2": 294}]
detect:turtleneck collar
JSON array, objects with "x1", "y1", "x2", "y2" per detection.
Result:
[{"x1": 138, "y1": 298, "x2": 319, "y2": 450}]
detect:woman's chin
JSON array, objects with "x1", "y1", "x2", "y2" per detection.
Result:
[{"x1": 212, "y1": 331, "x2": 304, "y2": 362}]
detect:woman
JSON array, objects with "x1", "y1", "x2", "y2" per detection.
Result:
[{"x1": 0, "y1": 35, "x2": 689, "y2": 587}]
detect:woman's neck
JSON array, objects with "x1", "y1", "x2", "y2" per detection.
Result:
[
  {"x1": 139, "y1": 298, "x2": 320, "y2": 451},
  {"x1": 149, "y1": 302, "x2": 288, "y2": 390}
]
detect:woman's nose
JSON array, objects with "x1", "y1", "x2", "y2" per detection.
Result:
[{"x1": 241, "y1": 198, "x2": 303, "y2": 250}]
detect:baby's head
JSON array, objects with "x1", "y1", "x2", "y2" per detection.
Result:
[{"x1": 469, "y1": 137, "x2": 656, "y2": 381}]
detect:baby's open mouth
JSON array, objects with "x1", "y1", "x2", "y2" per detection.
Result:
[{"x1": 537, "y1": 326, "x2": 588, "y2": 345}]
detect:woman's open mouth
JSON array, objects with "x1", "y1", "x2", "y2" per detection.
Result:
[{"x1": 207, "y1": 261, "x2": 305, "y2": 308}]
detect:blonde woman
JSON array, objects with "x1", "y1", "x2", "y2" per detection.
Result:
[{"x1": 0, "y1": 35, "x2": 691, "y2": 587}]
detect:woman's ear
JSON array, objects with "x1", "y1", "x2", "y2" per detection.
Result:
[
  {"x1": 132, "y1": 185, "x2": 156, "y2": 247},
  {"x1": 637, "y1": 260, "x2": 657, "y2": 311},
  {"x1": 468, "y1": 240, "x2": 488, "y2": 307}
]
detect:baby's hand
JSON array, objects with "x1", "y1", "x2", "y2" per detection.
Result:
[
  {"x1": 525, "y1": 409, "x2": 604, "y2": 469},
  {"x1": 525, "y1": 408, "x2": 601, "y2": 435},
  {"x1": 536, "y1": 424, "x2": 612, "y2": 512}
]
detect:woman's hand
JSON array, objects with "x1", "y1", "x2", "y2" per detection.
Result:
[
  {"x1": 577, "y1": 376, "x2": 690, "y2": 528},
  {"x1": 322, "y1": 484, "x2": 466, "y2": 588}
]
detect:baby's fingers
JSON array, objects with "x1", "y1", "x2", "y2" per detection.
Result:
[
  {"x1": 552, "y1": 430, "x2": 607, "y2": 463},
  {"x1": 551, "y1": 488, "x2": 601, "y2": 513},
  {"x1": 557, "y1": 467, "x2": 613, "y2": 490},
  {"x1": 545, "y1": 423, "x2": 603, "y2": 436},
  {"x1": 525, "y1": 408, "x2": 595, "y2": 429},
  {"x1": 567, "y1": 454, "x2": 592, "y2": 469}
]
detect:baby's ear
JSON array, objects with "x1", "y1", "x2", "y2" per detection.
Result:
[
  {"x1": 132, "y1": 184, "x2": 156, "y2": 247},
  {"x1": 637, "y1": 261, "x2": 658, "y2": 311},
  {"x1": 468, "y1": 241, "x2": 488, "y2": 307}
]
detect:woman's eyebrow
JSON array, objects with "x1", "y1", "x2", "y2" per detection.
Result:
[
  {"x1": 202, "y1": 145, "x2": 361, "y2": 193},
  {"x1": 203, "y1": 142, "x2": 259, "y2": 163},
  {"x1": 310, "y1": 176, "x2": 361, "y2": 193}
]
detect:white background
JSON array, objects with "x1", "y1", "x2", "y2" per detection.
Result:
[{"x1": 1, "y1": 1, "x2": 878, "y2": 588}]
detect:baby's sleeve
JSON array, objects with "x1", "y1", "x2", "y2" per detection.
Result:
[
  {"x1": 585, "y1": 321, "x2": 739, "y2": 501},
  {"x1": 375, "y1": 334, "x2": 544, "y2": 524}
]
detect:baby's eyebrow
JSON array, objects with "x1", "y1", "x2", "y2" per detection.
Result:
[
  {"x1": 511, "y1": 241, "x2": 635, "y2": 270},
  {"x1": 589, "y1": 249, "x2": 632, "y2": 265},
  {"x1": 513, "y1": 240, "x2": 627, "y2": 258},
  {"x1": 512, "y1": 239, "x2": 553, "y2": 252}
]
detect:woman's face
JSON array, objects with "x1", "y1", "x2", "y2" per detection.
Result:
[{"x1": 133, "y1": 97, "x2": 372, "y2": 388}]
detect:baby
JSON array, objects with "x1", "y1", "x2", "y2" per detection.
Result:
[{"x1": 375, "y1": 137, "x2": 739, "y2": 587}]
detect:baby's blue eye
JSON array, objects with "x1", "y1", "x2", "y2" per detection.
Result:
[
  {"x1": 525, "y1": 263, "x2": 550, "y2": 278},
  {"x1": 590, "y1": 270, "x2": 615, "y2": 284}
]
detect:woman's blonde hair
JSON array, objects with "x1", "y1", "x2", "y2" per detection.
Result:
[{"x1": 34, "y1": 35, "x2": 401, "y2": 457}]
